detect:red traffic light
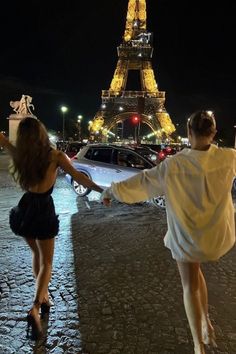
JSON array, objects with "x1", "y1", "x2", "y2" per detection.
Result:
[{"x1": 131, "y1": 115, "x2": 140, "y2": 124}]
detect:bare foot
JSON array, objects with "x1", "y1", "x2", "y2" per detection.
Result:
[
  {"x1": 194, "y1": 343, "x2": 206, "y2": 354},
  {"x1": 202, "y1": 318, "x2": 217, "y2": 347}
]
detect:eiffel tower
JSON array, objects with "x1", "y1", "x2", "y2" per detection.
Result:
[{"x1": 89, "y1": 0, "x2": 176, "y2": 142}]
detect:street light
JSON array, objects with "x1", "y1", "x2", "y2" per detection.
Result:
[
  {"x1": 77, "y1": 115, "x2": 83, "y2": 142},
  {"x1": 60, "y1": 106, "x2": 68, "y2": 143}
]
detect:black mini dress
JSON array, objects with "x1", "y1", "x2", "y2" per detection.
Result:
[{"x1": 9, "y1": 185, "x2": 59, "y2": 239}]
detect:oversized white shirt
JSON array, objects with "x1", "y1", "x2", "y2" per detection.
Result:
[{"x1": 102, "y1": 145, "x2": 236, "y2": 262}]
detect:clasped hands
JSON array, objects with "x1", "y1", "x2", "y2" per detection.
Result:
[{"x1": 100, "y1": 189, "x2": 112, "y2": 207}]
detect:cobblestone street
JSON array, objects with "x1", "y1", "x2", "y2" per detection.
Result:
[{"x1": 0, "y1": 152, "x2": 236, "y2": 354}]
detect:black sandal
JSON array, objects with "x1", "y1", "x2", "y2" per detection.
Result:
[
  {"x1": 27, "y1": 301, "x2": 42, "y2": 340},
  {"x1": 41, "y1": 303, "x2": 50, "y2": 318},
  {"x1": 41, "y1": 296, "x2": 54, "y2": 318}
]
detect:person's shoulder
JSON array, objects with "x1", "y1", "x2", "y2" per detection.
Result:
[
  {"x1": 162, "y1": 148, "x2": 192, "y2": 173},
  {"x1": 172, "y1": 147, "x2": 190, "y2": 156},
  {"x1": 214, "y1": 145, "x2": 236, "y2": 156},
  {"x1": 51, "y1": 148, "x2": 64, "y2": 158},
  {"x1": 226, "y1": 147, "x2": 236, "y2": 159},
  {"x1": 49, "y1": 147, "x2": 62, "y2": 161},
  {"x1": 51, "y1": 148, "x2": 72, "y2": 164},
  {"x1": 167, "y1": 148, "x2": 189, "y2": 162},
  {"x1": 212, "y1": 146, "x2": 236, "y2": 165}
]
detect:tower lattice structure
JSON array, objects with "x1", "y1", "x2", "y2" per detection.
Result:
[{"x1": 89, "y1": 0, "x2": 176, "y2": 142}]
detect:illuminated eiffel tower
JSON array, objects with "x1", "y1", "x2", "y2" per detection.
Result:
[{"x1": 89, "y1": 0, "x2": 175, "y2": 142}]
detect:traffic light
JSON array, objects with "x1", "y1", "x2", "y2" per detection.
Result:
[{"x1": 131, "y1": 115, "x2": 140, "y2": 124}]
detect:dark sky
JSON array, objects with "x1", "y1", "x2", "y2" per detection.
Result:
[{"x1": 0, "y1": 0, "x2": 235, "y2": 144}]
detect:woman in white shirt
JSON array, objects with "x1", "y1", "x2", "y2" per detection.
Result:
[{"x1": 101, "y1": 110, "x2": 236, "y2": 354}]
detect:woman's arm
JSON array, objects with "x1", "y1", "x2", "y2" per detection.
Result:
[
  {"x1": 101, "y1": 164, "x2": 165, "y2": 205},
  {"x1": 57, "y1": 150, "x2": 103, "y2": 193},
  {"x1": 0, "y1": 132, "x2": 15, "y2": 154}
]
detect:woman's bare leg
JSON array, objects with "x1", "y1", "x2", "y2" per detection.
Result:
[
  {"x1": 24, "y1": 237, "x2": 51, "y2": 303},
  {"x1": 34, "y1": 238, "x2": 55, "y2": 304},
  {"x1": 24, "y1": 238, "x2": 40, "y2": 278},
  {"x1": 199, "y1": 269, "x2": 216, "y2": 346},
  {"x1": 24, "y1": 237, "x2": 54, "y2": 332},
  {"x1": 177, "y1": 261, "x2": 205, "y2": 354}
]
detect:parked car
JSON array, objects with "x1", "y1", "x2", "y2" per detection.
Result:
[
  {"x1": 141, "y1": 144, "x2": 176, "y2": 161},
  {"x1": 65, "y1": 143, "x2": 166, "y2": 208}
]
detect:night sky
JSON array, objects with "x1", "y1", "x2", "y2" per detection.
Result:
[{"x1": 0, "y1": 0, "x2": 235, "y2": 145}]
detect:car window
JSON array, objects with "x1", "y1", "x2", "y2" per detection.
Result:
[
  {"x1": 84, "y1": 147, "x2": 93, "y2": 160},
  {"x1": 136, "y1": 148, "x2": 157, "y2": 163},
  {"x1": 116, "y1": 150, "x2": 150, "y2": 170},
  {"x1": 128, "y1": 153, "x2": 151, "y2": 169},
  {"x1": 85, "y1": 147, "x2": 113, "y2": 163},
  {"x1": 116, "y1": 151, "x2": 129, "y2": 167}
]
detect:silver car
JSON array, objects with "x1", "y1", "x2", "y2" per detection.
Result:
[{"x1": 65, "y1": 144, "x2": 166, "y2": 208}]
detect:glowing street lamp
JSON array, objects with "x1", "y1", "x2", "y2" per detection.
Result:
[
  {"x1": 77, "y1": 115, "x2": 83, "y2": 141},
  {"x1": 60, "y1": 106, "x2": 68, "y2": 142}
]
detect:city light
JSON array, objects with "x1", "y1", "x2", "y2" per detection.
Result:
[
  {"x1": 77, "y1": 115, "x2": 83, "y2": 141},
  {"x1": 61, "y1": 106, "x2": 68, "y2": 114},
  {"x1": 131, "y1": 115, "x2": 140, "y2": 124},
  {"x1": 60, "y1": 106, "x2": 68, "y2": 142}
]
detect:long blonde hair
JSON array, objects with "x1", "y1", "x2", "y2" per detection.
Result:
[{"x1": 12, "y1": 117, "x2": 52, "y2": 190}]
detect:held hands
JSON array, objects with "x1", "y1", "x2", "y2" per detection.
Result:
[
  {"x1": 102, "y1": 198, "x2": 111, "y2": 207},
  {"x1": 100, "y1": 189, "x2": 112, "y2": 207}
]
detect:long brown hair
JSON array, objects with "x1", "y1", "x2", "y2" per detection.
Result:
[{"x1": 12, "y1": 117, "x2": 52, "y2": 190}]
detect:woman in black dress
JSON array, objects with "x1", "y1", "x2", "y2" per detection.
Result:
[{"x1": 0, "y1": 117, "x2": 103, "y2": 339}]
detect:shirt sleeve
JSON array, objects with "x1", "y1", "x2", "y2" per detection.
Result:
[
  {"x1": 103, "y1": 164, "x2": 165, "y2": 204},
  {"x1": 233, "y1": 149, "x2": 236, "y2": 175}
]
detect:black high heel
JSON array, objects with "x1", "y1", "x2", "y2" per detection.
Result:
[
  {"x1": 41, "y1": 295, "x2": 54, "y2": 318},
  {"x1": 27, "y1": 312, "x2": 42, "y2": 340},
  {"x1": 41, "y1": 302, "x2": 50, "y2": 318}
]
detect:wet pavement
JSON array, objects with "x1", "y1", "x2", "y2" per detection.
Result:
[{"x1": 0, "y1": 152, "x2": 236, "y2": 354}]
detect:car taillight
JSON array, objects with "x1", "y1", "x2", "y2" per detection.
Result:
[{"x1": 159, "y1": 151, "x2": 165, "y2": 159}]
